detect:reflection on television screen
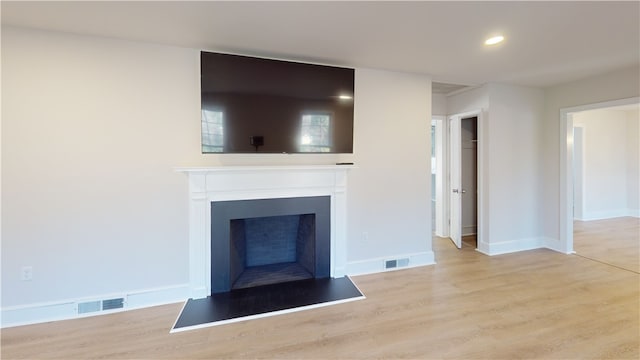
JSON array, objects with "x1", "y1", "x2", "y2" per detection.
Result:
[{"x1": 200, "y1": 51, "x2": 354, "y2": 154}]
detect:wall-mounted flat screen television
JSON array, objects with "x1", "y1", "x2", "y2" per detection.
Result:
[{"x1": 200, "y1": 51, "x2": 354, "y2": 154}]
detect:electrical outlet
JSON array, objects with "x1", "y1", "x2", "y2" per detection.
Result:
[{"x1": 21, "y1": 266, "x2": 33, "y2": 281}]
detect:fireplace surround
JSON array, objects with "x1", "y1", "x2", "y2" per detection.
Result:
[
  {"x1": 177, "y1": 165, "x2": 351, "y2": 299},
  {"x1": 211, "y1": 196, "x2": 330, "y2": 293}
]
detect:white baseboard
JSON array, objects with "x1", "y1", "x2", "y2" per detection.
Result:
[
  {"x1": 476, "y1": 237, "x2": 545, "y2": 256},
  {"x1": 2, "y1": 251, "x2": 435, "y2": 328},
  {"x1": 0, "y1": 301, "x2": 77, "y2": 329},
  {"x1": 578, "y1": 208, "x2": 638, "y2": 221},
  {"x1": 346, "y1": 251, "x2": 436, "y2": 276},
  {"x1": 477, "y1": 236, "x2": 575, "y2": 256},
  {"x1": 1, "y1": 284, "x2": 189, "y2": 328}
]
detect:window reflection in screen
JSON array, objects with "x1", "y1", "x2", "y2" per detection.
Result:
[
  {"x1": 202, "y1": 109, "x2": 224, "y2": 153},
  {"x1": 300, "y1": 113, "x2": 331, "y2": 152}
]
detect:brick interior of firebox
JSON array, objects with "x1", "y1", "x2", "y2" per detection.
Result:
[{"x1": 230, "y1": 214, "x2": 316, "y2": 289}]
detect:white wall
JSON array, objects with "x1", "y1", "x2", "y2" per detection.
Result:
[
  {"x1": 447, "y1": 86, "x2": 489, "y2": 115},
  {"x1": 486, "y1": 84, "x2": 545, "y2": 252},
  {"x1": 2, "y1": 27, "x2": 199, "y2": 309},
  {"x1": 347, "y1": 69, "x2": 433, "y2": 271},
  {"x1": 542, "y1": 65, "x2": 640, "y2": 244},
  {"x1": 626, "y1": 109, "x2": 640, "y2": 216},
  {"x1": 1, "y1": 27, "x2": 433, "y2": 325},
  {"x1": 432, "y1": 93, "x2": 447, "y2": 116},
  {"x1": 446, "y1": 84, "x2": 545, "y2": 254},
  {"x1": 573, "y1": 109, "x2": 634, "y2": 219}
]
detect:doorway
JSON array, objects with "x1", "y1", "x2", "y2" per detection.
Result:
[
  {"x1": 559, "y1": 96, "x2": 640, "y2": 254},
  {"x1": 448, "y1": 111, "x2": 483, "y2": 250},
  {"x1": 569, "y1": 104, "x2": 639, "y2": 272},
  {"x1": 460, "y1": 117, "x2": 478, "y2": 248}
]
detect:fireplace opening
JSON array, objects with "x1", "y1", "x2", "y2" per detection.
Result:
[
  {"x1": 211, "y1": 196, "x2": 330, "y2": 294},
  {"x1": 230, "y1": 214, "x2": 316, "y2": 289}
]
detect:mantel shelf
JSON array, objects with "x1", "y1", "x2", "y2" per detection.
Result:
[{"x1": 175, "y1": 165, "x2": 355, "y2": 173}]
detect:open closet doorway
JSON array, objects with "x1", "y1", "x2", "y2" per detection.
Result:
[
  {"x1": 448, "y1": 112, "x2": 482, "y2": 249},
  {"x1": 460, "y1": 117, "x2": 478, "y2": 247}
]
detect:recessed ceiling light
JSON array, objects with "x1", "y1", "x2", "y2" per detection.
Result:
[
  {"x1": 484, "y1": 35, "x2": 505, "y2": 46},
  {"x1": 338, "y1": 95, "x2": 353, "y2": 100}
]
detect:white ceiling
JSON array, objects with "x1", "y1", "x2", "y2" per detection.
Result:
[{"x1": 2, "y1": 1, "x2": 639, "y2": 88}]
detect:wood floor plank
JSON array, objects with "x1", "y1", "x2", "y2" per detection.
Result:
[
  {"x1": 2, "y1": 234, "x2": 638, "y2": 359},
  {"x1": 574, "y1": 216, "x2": 640, "y2": 273}
]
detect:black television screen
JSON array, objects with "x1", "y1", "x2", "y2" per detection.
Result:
[{"x1": 200, "y1": 51, "x2": 354, "y2": 154}]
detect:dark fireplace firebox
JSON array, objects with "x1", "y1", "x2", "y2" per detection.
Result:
[{"x1": 211, "y1": 196, "x2": 330, "y2": 294}]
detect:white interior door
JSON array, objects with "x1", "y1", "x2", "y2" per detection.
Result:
[{"x1": 449, "y1": 116, "x2": 462, "y2": 248}]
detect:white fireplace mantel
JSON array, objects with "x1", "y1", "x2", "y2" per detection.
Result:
[{"x1": 176, "y1": 165, "x2": 353, "y2": 299}]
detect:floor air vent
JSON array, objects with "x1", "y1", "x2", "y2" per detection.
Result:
[
  {"x1": 77, "y1": 297, "x2": 125, "y2": 314},
  {"x1": 385, "y1": 258, "x2": 409, "y2": 269},
  {"x1": 102, "y1": 298, "x2": 124, "y2": 310},
  {"x1": 78, "y1": 301, "x2": 101, "y2": 314}
]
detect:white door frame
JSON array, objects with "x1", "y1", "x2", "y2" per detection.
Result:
[
  {"x1": 432, "y1": 116, "x2": 447, "y2": 237},
  {"x1": 572, "y1": 125, "x2": 585, "y2": 221},
  {"x1": 559, "y1": 96, "x2": 639, "y2": 254},
  {"x1": 447, "y1": 109, "x2": 486, "y2": 251}
]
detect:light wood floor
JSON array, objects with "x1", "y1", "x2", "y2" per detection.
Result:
[
  {"x1": 574, "y1": 216, "x2": 640, "y2": 273},
  {"x1": 2, "y1": 238, "x2": 639, "y2": 359}
]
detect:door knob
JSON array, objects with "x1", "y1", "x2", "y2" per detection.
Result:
[{"x1": 461, "y1": 189, "x2": 467, "y2": 194}]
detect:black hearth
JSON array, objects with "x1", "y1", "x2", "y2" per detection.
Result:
[{"x1": 210, "y1": 196, "x2": 330, "y2": 294}]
